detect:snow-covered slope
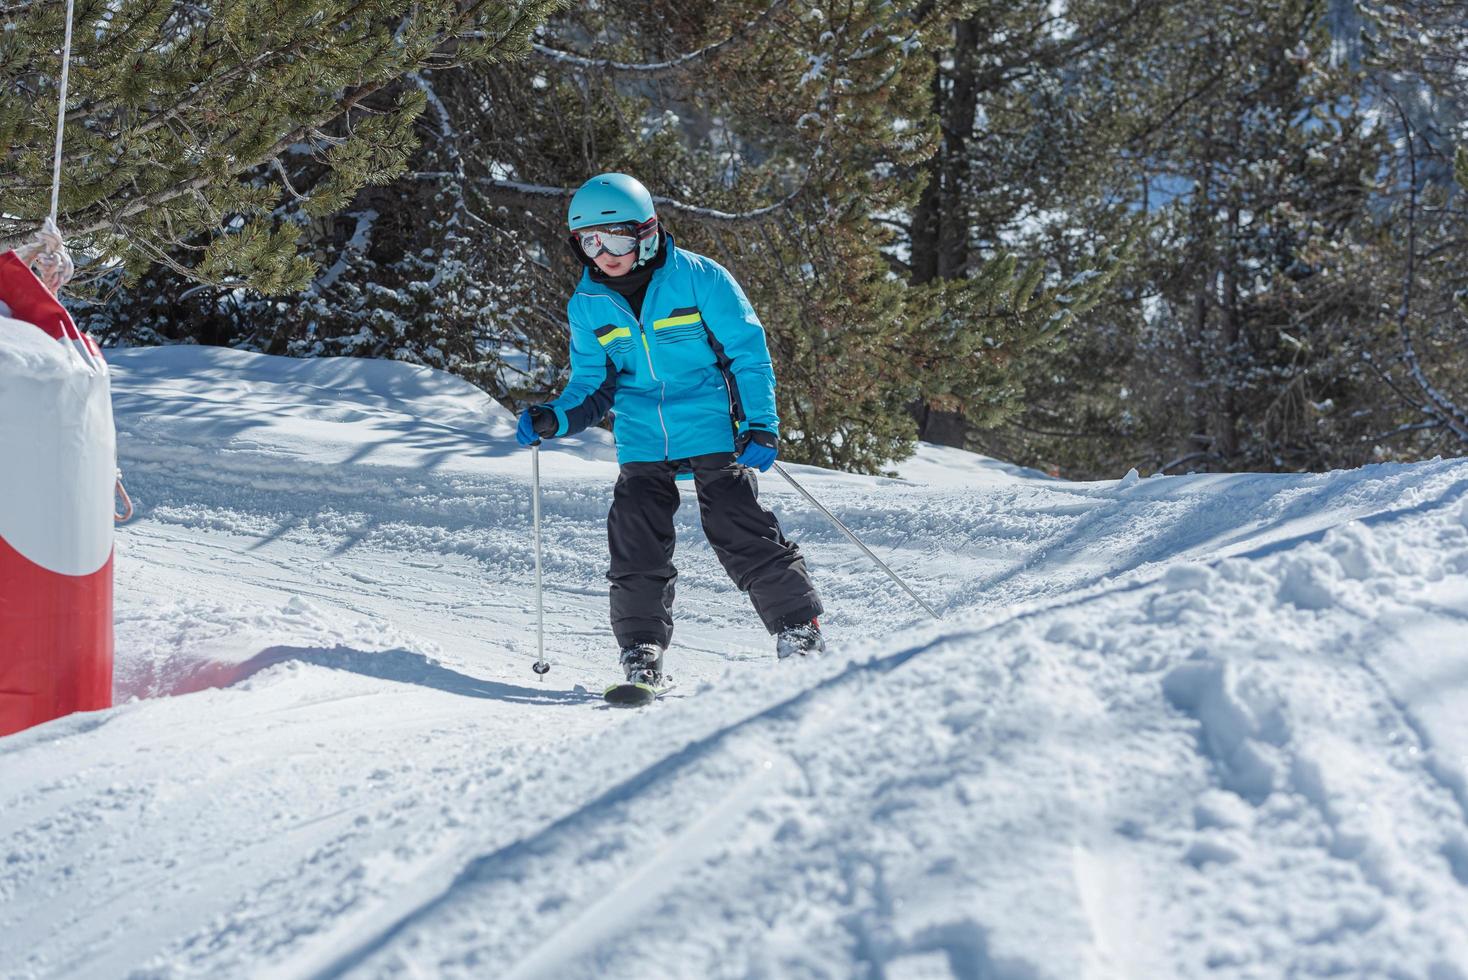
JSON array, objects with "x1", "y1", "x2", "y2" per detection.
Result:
[{"x1": 4, "y1": 347, "x2": 1467, "y2": 979}]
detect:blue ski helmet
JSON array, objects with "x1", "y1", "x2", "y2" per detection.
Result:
[{"x1": 567, "y1": 173, "x2": 660, "y2": 264}]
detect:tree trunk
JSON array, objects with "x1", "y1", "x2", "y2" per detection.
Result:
[
  {"x1": 910, "y1": 59, "x2": 943, "y2": 286},
  {"x1": 910, "y1": 17, "x2": 981, "y2": 445},
  {"x1": 1214, "y1": 197, "x2": 1242, "y2": 462},
  {"x1": 1186, "y1": 153, "x2": 1215, "y2": 466},
  {"x1": 938, "y1": 17, "x2": 980, "y2": 279}
]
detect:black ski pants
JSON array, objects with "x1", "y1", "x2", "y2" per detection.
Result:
[{"x1": 607, "y1": 452, "x2": 822, "y2": 648}]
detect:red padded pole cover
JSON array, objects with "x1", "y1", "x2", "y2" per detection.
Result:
[
  {"x1": 0, "y1": 542, "x2": 113, "y2": 736},
  {"x1": 0, "y1": 250, "x2": 115, "y2": 737}
]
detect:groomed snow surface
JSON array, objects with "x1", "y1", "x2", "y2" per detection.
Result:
[{"x1": 4, "y1": 347, "x2": 1468, "y2": 980}]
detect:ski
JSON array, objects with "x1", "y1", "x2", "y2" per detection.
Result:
[{"x1": 602, "y1": 678, "x2": 675, "y2": 706}]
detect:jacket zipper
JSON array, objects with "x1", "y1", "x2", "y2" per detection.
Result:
[
  {"x1": 638, "y1": 319, "x2": 671, "y2": 460},
  {"x1": 587, "y1": 289, "x2": 670, "y2": 459}
]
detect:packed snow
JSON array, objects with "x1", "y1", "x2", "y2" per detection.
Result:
[{"x1": 3, "y1": 346, "x2": 1467, "y2": 979}]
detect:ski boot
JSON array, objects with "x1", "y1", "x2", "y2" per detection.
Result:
[
  {"x1": 776, "y1": 619, "x2": 825, "y2": 659},
  {"x1": 618, "y1": 642, "x2": 665, "y2": 687}
]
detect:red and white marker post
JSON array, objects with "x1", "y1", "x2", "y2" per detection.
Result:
[{"x1": 0, "y1": 251, "x2": 116, "y2": 737}]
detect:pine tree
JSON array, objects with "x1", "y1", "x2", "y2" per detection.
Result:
[
  {"x1": 988, "y1": 0, "x2": 1391, "y2": 476},
  {"x1": 71, "y1": 0, "x2": 1131, "y2": 474},
  {"x1": 993, "y1": 0, "x2": 1468, "y2": 477},
  {"x1": 0, "y1": 0, "x2": 557, "y2": 294},
  {"x1": 491, "y1": 0, "x2": 1121, "y2": 472},
  {"x1": 83, "y1": 1, "x2": 955, "y2": 471},
  {"x1": 891, "y1": 0, "x2": 1156, "y2": 451},
  {"x1": 1342, "y1": 1, "x2": 1468, "y2": 458},
  {"x1": 1135, "y1": 1, "x2": 1383, "y2": 472}
]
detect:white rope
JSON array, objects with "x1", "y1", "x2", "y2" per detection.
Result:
[
  {"x1": 20, "y1": 0, "x2": 100, "y2": 379},
  {"x1": 19, "y1": 217, "x2": 74, "y2": 295},
  {"x1": 18, "y1": 213, "x2": 95, "y2": 375},
  {"x1": 50, "y1": 0, "x2": 75, "y2": 224},
  {"x1": 18, "y1": 0, "x2": 78, "y2": 298}
]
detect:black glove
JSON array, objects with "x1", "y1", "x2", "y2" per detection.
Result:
[
  {"x1": 516, "y1": 405, "x2": 559, "y2": 446},
  {"x1": 529, "y1": 405, "x2": 558, "y2": 438}
]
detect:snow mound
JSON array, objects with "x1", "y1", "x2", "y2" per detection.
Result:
[
  {"x1": 890, "y1": 440, "x2": 1057, "y2": 487},
  {"x1": 110, "y1": 344, "x2": 508, "y2": 428}
]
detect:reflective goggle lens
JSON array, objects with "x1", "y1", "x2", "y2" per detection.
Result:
[{"x1": 578, "y1": 229, "x2": 639, "y2": 257}]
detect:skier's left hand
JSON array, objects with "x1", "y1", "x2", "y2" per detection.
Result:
[{"x1": 735, "y1": 427, "x2": 778, "y2": 472}]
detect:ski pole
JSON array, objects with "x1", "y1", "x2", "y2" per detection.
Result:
[
  {"x1": 531, "y1": 442, "x2": 550, "y2": 677},
  {"x1": 772, "y1": 462, "x2": 943, "y2": 621}
]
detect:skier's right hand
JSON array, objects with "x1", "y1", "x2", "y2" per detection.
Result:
[{"x1": 516, "y1": 405, "x2": 558, "y2": 447}]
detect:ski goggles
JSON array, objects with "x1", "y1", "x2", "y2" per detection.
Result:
[{"x1": 577, "y1": 227, "x2": 639, "y2": 258}]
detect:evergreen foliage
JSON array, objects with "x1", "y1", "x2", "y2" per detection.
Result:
[
  {"x1": 983, "y1": 0, "x2": 1467, "y2": 476},
  {"x1": 21, "y1": 0, "x2": 1468, "y2": 476},
  {"x1": 1348, "y1": 0, "x2": 1468, "y2": 456},
  {"x1": 1, "y1": 0, "x2": 558, "y2": 293},
  {"x1": 887, "y1": 0, "x2": 1158, "y2": 450},
  {"x1": 1125, "y1": 0, "x2": 1384, "y2": 472},
  {"x1": 85, "y1": 0, "x2": 1111, "y2": 474}
]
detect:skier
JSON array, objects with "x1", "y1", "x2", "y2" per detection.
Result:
[{"x1": 516, "y1": 173, "x2": 824, "y2": 691}]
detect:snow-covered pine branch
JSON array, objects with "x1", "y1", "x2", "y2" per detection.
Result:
[
  {"x1": 1368, "y1": 418, "x2": 1444, "y2": 443},
  {"x1": 526, "y1": 0, "x2": 789, "y2": 74},
  {"x1": 475, "y1": 179, "x2": 804, "y2": 223},
  {"x1": 310, "y1": 209, "x2": 378, "y2": 294}
]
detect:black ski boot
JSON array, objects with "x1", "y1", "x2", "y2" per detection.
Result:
[
  {"x1": 776, "y1": 619, "x2": 825, "y2": 659},
  {"x1": 618, "y1": 642, "x2": 665, "y2": 687}
]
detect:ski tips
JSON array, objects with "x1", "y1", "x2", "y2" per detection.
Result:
[{"x1": 602, "y1": 681, "x2": 667, "y2": 706}]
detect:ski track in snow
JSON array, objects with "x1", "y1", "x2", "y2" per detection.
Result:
[{"x1": 2, "y1": 347, "x2": 1467, "y2": 979}]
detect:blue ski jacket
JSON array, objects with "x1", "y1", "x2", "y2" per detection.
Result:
[{"x1": 548, "y1": 235, "x2": 779, "y2": 464}]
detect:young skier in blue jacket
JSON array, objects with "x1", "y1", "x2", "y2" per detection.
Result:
[{"x1": 516, "y1": 173, "x2": 824, "y2": 688}]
